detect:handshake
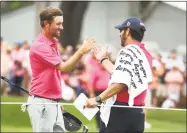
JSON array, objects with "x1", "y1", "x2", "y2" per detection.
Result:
[{"x1": 78, "y1": 37, "x2": 109, "y2": 62}]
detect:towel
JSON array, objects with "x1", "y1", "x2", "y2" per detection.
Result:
[{"x1": 100, "y1": 44, "x2": 152, "y2": 126}]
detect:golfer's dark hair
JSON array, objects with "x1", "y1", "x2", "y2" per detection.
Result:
[
  {"x1": 129, "y1": 27, "x2": 145, "y2": 42},
  {"x1": 40, "y1": 7, "x2": 63, "y2": 28}
]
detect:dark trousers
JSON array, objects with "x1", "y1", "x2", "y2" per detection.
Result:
[
  {"x1": 101, "y1": 101, "x2": 145, "y2": 133},
  {"x1": 9, "y1": 76, "x2": 23, "y2": 96}
]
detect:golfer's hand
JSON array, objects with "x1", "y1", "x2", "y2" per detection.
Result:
[
  {"x1": 79, "y1": 37, "x2": 96, "y2": 54},
  {"x1": 84, "y1": 98, "x2": 98, "y2": 108},
  {"x1": 92, "y1": 45, "x2": 109, "y2": 61}
]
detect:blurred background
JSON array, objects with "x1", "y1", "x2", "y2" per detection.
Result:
[{"x1": 1, "y1": 1, "x2": 186, "y2": 132}]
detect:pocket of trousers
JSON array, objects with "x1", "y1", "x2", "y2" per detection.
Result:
[{"x1": 39, "y1": 105, "x2": 46, "y2": 118}]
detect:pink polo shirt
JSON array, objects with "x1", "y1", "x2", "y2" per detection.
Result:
[
  {"x1": 89, "y1": 60, "x2": 110, "y2": 91},
  {"x1": 29, "y1": 33, "x2": 62, "y2": 99},
  {"x1": 164, "y1": 69, "x2": 184, "y2": 91},
  {"x1": 116, "y1": 43, "x2": 152, "y2": 106}
]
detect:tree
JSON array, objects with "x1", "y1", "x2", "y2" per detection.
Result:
[
  {"x1": 59, "y1": 1, "x2": 89, "y2": 50},
  {"x1": 128, "y1": 1, "x2": 160, "y2": 22}
]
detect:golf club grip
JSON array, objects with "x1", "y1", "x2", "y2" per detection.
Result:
[{"x1": 1, "y1": 76, "x2": 30, "y2": 95}]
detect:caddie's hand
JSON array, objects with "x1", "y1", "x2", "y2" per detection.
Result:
[
  {"x1": 79, "y1": 37, "x2": 96, "y2": 54},
  {"x1": 84, "y1": 98, "x2": 98, "y2": 108},
  {"x1": 92, "y1": 44, "x2": 109, "y2": 61}
]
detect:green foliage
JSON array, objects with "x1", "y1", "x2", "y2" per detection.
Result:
[
  {"x1": 1, "y1": 2, "x2": 34, "y2": 14},
  {"x1": 9, "y1": 2, "x2": 22, "y2": 9}
]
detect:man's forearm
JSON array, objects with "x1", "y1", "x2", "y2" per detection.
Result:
[
  {"x1": 101, "y1": 59, "x2": 114, "y2": 75},
  {"x1": 99, "y1": 83, "x2": 125, "y2": 102},
  {"x1": 57, "y1": 49, "x2": 83, "y2": 72}
]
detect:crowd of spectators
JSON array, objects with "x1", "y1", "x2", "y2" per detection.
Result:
[{"x1": 1, "y1": 37, "x2": 186, "y2": 109}]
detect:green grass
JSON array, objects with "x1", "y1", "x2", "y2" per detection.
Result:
[
  {"x1": 1, "y1": 96, "x2": 186, "y2": 132},
  {"x1": 1, "y1": 125, "x2": 32, "y2": 132}
]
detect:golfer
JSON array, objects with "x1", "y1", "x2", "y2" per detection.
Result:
[
  {"x1": 84, "y1": 17, "x2": 153, "y2": 133},
  {"x1": 27, "y1": 7, "x2": 95, "y2": 132}
]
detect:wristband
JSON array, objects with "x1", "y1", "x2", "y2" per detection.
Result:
[{"x1": 100, "y1": 57, "x2": 108, "y2": 64}]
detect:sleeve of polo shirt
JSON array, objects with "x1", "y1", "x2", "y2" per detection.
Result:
[
  {"x1": 109, "y1": 50, "x2": 133, "y2": 89},
  {"x1": 34, "y1": 44, "x2": 62, "y2": 66}
]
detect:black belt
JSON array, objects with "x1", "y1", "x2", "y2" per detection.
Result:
[
  {"x1": 115, "y1": 101, "x2": 144, "y2": 106},
  {"x1": 33, "y1": 95, "x2": 61, "y2": 102}
]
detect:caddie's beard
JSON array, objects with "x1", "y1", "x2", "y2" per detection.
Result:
[{"x1": 121, "y1": 34, "x2": 127, "y2": 47}]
